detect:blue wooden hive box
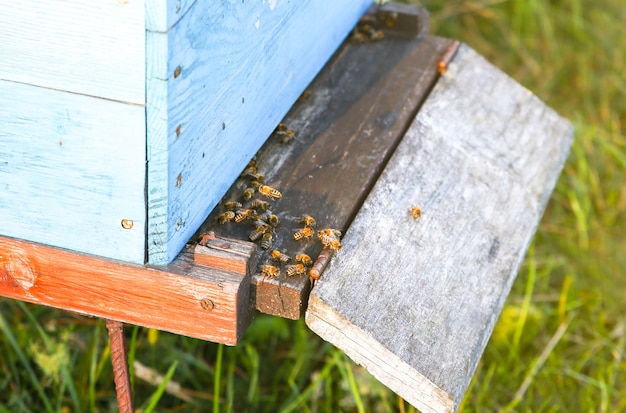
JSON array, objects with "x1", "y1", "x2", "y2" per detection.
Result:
[{"x1": 0, "y1": 0, "x2": 372, "y2": 265}]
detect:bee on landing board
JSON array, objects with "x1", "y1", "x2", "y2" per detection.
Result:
[
  {"x1": 270, "y1": 250, "x2": 290, "y2": 264},
  {"x1": 295, "y1": 253, "x2": 313, "y2": 267},
  {"x1": 300, "y1": 214, "x2": 316, "y2": 228},
  {"x1": 259, "y1": 264, "x2": 279, "y2": 278},
  {"x1": 260, "y1": 232, "x2": 273, "y2": 250},
  {"x1": 293, "y1": 227, "x2": 314, "y2": 241},
  {"x1": 223, "y1": 201, "x2": 242, "y2": 211},
  {"x1": 257, "y1": 184, "x2": 282, "y2": 200},
  {"x1": 249, "y1": 225, "x2": 269, "y2": 241},
  {"x1": 217, "y1": 211, "x2": 235, "y2": 224},
  {"x1": 285, "y1": 263, "x2": 307, "y2": 277},
  {"x1": 409, "y1": 206, "x2": 422, "y2": 220}
]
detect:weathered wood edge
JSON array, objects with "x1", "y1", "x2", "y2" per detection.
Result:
[
  {"x1": 0, "y1": 236, "x2": 253, "y2": 345},
  {"x1": 305, "y1": 43, "x2": 574, "y2": 411},
  {"x1": 306, "y1": 295, "x2": 454, "y2": 413}
]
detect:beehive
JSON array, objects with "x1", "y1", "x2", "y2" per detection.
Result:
[{"x1": 0, "y1": 0, "x2": 372, "y2": 264}]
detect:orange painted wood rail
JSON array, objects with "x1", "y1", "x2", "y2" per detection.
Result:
[{"x1": 0, "y1": 235, "x2": 255, "y2": 345}]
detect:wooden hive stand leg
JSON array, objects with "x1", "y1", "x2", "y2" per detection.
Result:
[{"x1": 105, "y1": 320, "x2": 134, "y2": 413}]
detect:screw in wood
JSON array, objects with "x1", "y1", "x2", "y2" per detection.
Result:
[
  {"x1": 105, "y1": 320, "x2": 134, "y2": 413},
  {"x1": 121, "y1": 219, "x2": 134, "y2": 229},
  {"x1": 173, "y1": 65, "x2": 182, "y2": 78},
  {"x1": 200, "y1": 298, "x2": 215, "y2": 310}
]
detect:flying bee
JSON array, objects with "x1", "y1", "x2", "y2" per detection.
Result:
[
  {"x1": 250, "y1": 199, "x2": 272, "y2": 211},
  {"x1": 217, "y1": 211, "x2": 235, "y2": 224},
  {"x1": 259, "y1": 264, "x2": 280, "y2": 278},
  {"x1": 409, "y1": 206, "x2": 422, "y2": 220},
  {"x1": 270, "y1": 250, "x2": 290, "y2": 264},
  {"x1": 285, "y1": 264, "x2": 307, "y2": 277},
  {"x1": 249, "y1": 225, "x2": 269, "y2": 241},
  {"x1": 242, "y1": 187, "x2": 255, "y2": 201},
  {"x1": 260, "y1": 232, "x2": 273, "y2": 249},
  {"x1": 295, "y1": 253, "x2": 313, "y2": 267},
  {"x1": 300, "y1": 214, "x2": 316, "y2": 228},
  {"x1": 234, "y1": 208, "x2": 255, "y2": 223},
  {"x1": 257, "y1": 184, "x2": 282, "y2": 200},
  {"x1": 293, "y1": 227, "x2": 314, "y2": 241},
  {"x1": 223, "y1": 201, "x2": 242, "y2": 211}
]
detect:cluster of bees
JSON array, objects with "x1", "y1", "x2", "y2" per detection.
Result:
[
  {"x1": 351, "y1": 15, "x2": 385, "y2": 42},
  {"x1": 215, "y1": 152, "x2": 342, "y2": 280}
]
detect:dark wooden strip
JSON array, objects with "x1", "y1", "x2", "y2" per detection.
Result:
[{"x1": 196, "y1": 33, "x2": 454, "y2": 319}]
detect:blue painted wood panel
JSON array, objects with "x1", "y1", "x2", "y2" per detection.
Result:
[
  {"x1": 146, "y1": 0, "x2": 195, "y2": 32},
  {"x1": 0, "y1": 0, "x2": 145, "y2": 104},
  {"x1": 146, "y1": 0, "x2": 373, "y2": 264},
  {"x1": 0, "y1": 80, "x2": 146, "y2": 263}
]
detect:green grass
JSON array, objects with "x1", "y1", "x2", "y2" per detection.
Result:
[{"x1": 1, "y1": 0, "x2": 625, "y2": 411}]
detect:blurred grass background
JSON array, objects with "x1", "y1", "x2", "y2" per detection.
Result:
[{"x1": 1, "y1": 0, "x2": 624, "y2": 411}]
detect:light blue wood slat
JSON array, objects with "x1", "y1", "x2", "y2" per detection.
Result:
[
  {"x1": 0, "y1": 80, "x2": 146, "y2": 264},
  {"x1": 146, "y1": 0, "x2": 373, "y2": 264},
  {"x1": 145, "y1": 0, "x2": 196, "y2": 32},
  {"x1": 0, "y1": 0, "x2": 145, "y2": 104}
]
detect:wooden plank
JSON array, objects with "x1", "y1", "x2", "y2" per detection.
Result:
[
  {"x1": 305, "y1": 44, "x2": 574, "y2": 412},
  {"x1": 146, "y1": 0, "x2": 373, "y2": 265},
  {"x1": 0, "y1": 79, "x2": 146, "y2": 264},
  {"x1": 194, "y1": 232, "x2": 258, "y2": 276},
  {"x1": 146, "y1": 0, "x2": 195, "y2": 32},
  {"x1": 0, "y1": 236, "x2": 254, "y2": 345},
  {"x1": 0, "y1": 0, "x2": 145, "y2": 104},
  {"x1": 196, "y1": 25, "x2": 453, "y2": 319}
]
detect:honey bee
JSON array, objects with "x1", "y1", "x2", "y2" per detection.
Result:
[
  {"x1": 249, "y1": 225, "x2": 269, "y2": 241},
  {"x1": 257, "y1": 185, "x2": 282, "y2": 200},
  {"x1": 242, "y1": 187, "x2": 255, "y2": 201},
  {"x1": 318, "y1": 228, "x2": 342, "y2": 239},
  {"x1": 277, "y1": 129, "x2": 295, "y2": 144},
  {"x1": 241, "y1": 161, "x2": 257, "y2": 178},
  {"x1": 234, "y1": 208, "x2": 255, "y2": 223},
  {"x1": 295, "y1": 253, "x2": 313, "y2": 267},
  {"x1": 217, "y1": 211, "x2": 235, "y2": 224},
  {"x1": 267, "y1": 214, "x2": 280, "y2": 226},
  {"x1": 409, "y1": 206, "x2": 422, "y2": 220},
  {"x1": 318, "y1": 229, "x2": 342, "y2": 250},
  {"x1": 300, "y1": 214, "x2": 316, "y2": 228},
  {"x1": 270, "y1": 249, "x2": 290, "y2": 264},
  {"x1": 250, "y1": 199, "x2": 272, "y2": 211},
  {"x1": 260, "y1": 232, "x2": 273, "y2": 249},
  {"x1": 293, "y1": 227, "x2": 314, "y2": 241},
  {"x1": 326, "y1": 239, "x2": 342, "y2": 251},
  {"x1": 285, "y1": 263, "x2": 307, "y2": 277},
  {"x1": 259, "y1": 264, "x2": 280, "y2": 278},
  {"x1": 224, "y1": 201, "x2": 243, "y2": 211}
]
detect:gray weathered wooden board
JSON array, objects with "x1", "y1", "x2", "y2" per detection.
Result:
[{"x1": 305, "y1": 44, "x2": 574, "y2": 413}]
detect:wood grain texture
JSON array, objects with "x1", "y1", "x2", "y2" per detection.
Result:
[
  {"x1": 196, "y1": 32, "x2": 452, "y2": 319},
  {"x1": 0, "y1": 236, "x2": 253, "y2": 345},
  {"x1": 0, "y1": 0, "x2": 145, "y2": 104},
  {"x1": 194, "y1": 233, "x2": 258, "y2": 276},
  {"x1": 306, "y1": 44, "x2": 574, "y2": 412},
  {"x1": 146, "y1": 0, "x2": 372, "y2": 265},
  {"x1": 0, "y1": 79, "x2": 146, "y2": 264},
  {"x1": 146, "y1": 0, "x2": 196, "y2": 32}
]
